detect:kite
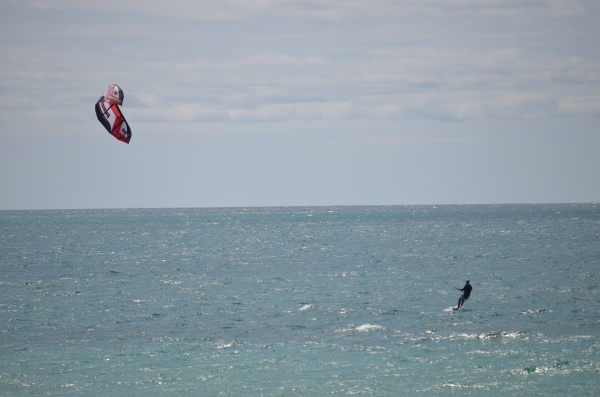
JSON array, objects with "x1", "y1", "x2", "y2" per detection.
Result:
[{"x1": 95, "y1": 84, "x2": 132, "y2": 143}]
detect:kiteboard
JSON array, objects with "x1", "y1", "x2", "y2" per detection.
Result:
[{"x1": 443, "y1": 306, "x2": 462, "y2": 312}]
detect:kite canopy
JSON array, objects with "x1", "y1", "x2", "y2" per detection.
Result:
[{"x1": 95, "y1": 84, "x2": 131, "y2": 144}]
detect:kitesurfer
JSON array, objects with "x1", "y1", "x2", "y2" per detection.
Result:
[{"x1": 457, "y1": 280, "x2": 472, "y2": 308}]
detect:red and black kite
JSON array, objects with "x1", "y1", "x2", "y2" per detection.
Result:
[{"x1": 95, "y1": 84, "x2": 132, "y2": 143}]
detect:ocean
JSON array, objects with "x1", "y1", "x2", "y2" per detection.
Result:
[{"x1": 1, "y1": 205, "x2": 599, "y2": 396}]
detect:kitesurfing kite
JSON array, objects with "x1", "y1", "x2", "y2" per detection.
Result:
[{"x1": 95, "y1": 84, "x2": 132, "y2": 143}]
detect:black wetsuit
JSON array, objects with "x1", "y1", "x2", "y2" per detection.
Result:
[
  {"x1": 458, "y1": 283, "x2": 472, "y2": 307},
  {"x1": 461, "y1": 284, "x2": 472, "y2": 299}
]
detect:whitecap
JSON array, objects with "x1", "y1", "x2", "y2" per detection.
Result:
[{"x1": 356, "y1": 324, "x2": 384, "y2": 332}]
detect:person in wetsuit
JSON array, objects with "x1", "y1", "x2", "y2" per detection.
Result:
[{"x1": 457, "y1": 280, "x2": 472, "y2": 308}]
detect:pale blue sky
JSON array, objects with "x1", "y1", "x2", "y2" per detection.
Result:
[{"x1": 1, "y1": 0, "x2": 599, "y2": 209}]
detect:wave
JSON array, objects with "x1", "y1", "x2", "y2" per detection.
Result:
[{"x1": 355, "y1": 324, "x2": 384, "y2": 332}]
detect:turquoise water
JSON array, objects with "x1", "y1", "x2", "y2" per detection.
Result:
[{"x1": 1, "y1": 205, "x2": 599, "y2": 396}]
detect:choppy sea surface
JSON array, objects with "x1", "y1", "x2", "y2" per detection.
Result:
[{"x1": 1, "y1": 205, "x2": 599, "y2": 396}]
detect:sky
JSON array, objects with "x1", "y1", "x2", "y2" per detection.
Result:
[{"x1": 1, "y1": 0, "x2": 599, "y2": 210}]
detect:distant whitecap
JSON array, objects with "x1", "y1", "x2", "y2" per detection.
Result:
[{"x1": 356, "y1": 324, "x2": 383, "y2": 332}]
